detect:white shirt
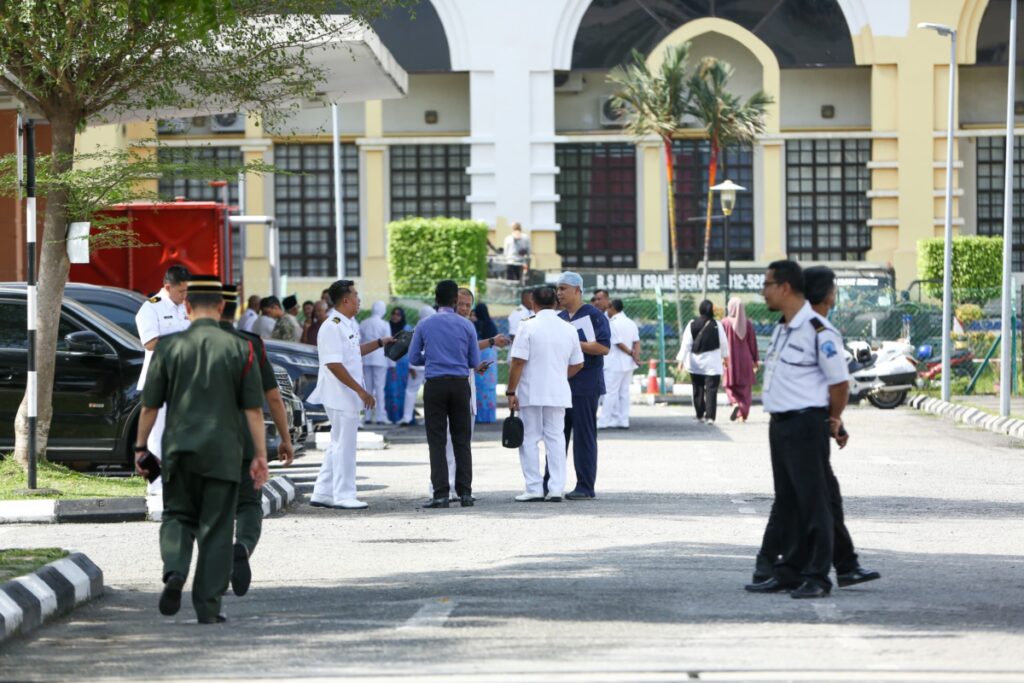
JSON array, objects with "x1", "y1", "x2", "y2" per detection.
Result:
[
  {"x1": 503, "y1": 234, "x2": 530, "y2": 266},
  {"x1": 238, "y1": 308, "x2": 258, "y2": 332},
  {"x1": 762, "y1": 301, "x2": 850, "y2": 414},
  {"x1": 359, "y1": 315, "x2": 390, "y2": 367},
  {"x1": 509, "y1": 309, "x2": 584, "y2": 408},
  {"x1": 255, "y1": 314, "x2": 276, "y2": 339},
  {"x1": 135, "y1": 291, "x2": 189, "y2": 391},
  {"x1": 309, "y1": 311, "x2": 364, "y2": 413},
  {"x1": 676, "y1": 318, "x2": 730, "y2": 376},
  {"x1": 507, "y1": 305, "x2": 531, "y2": 338},
  {"x1": 606, "y1": 312, "x2": 640, "y2": 372}
]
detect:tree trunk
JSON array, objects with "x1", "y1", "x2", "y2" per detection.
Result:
[
  {"x1": 663, "y1": 138, "x2": 684, "y2": 341},
  {"x1": 13, "y1": 116, "x2": 75, "y2": 467},
  {"x1": 700, "y1": 140, "x2": 719, "y2": 302}
]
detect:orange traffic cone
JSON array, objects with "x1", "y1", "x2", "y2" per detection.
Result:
[{"x1": 646, "y1": 359, "x2": 660, "y2": 395}]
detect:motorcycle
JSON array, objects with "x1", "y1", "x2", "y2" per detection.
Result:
[{"x1": 844, "y1": 340, "x2": 918, "y2": 409}]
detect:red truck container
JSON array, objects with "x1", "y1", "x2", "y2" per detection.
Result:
[{"x1": 69, "y1": 201, "x2": 231, "y2": 295}]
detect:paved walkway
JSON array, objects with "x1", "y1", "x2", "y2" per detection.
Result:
[{"x1": 1, "y1": 403, "x2": 1022, "y2": 680}]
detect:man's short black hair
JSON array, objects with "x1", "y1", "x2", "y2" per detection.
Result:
[
  {"x1": 188, "y1": 292, "x2": 222, "y2": 309},
  {"x1": 435, "y1": 280, "x2": 459, "y2": 308},
  {"x1": 260, "y1": 296, "x2": 281, "y2": 311},
  {"x1": 533, "y1": 286, "x2": 556, "y2": 308},
  {"x1": 164, "y1": 265, "x2": 190, "y2": 286},
  {"x1": 611, "y1": 298, "x2": 624, "y2": 313},
  {"x1": 594, "y1": 289, "x2": 610, "y2": 299},
  {"x1": 328, "y1": 280, "x2": 355, "y2": 306},
  {"x1": 767, "y1": 260, "x2": 804, "y2": 294},
  {"x1": 804, "y1": 266, "x2": 836, "y2": 306},
  {"x1": 521, "y1": 289, "x2": 533, "y2": 304},
  {"x1": 222, "y1": 301, "x2": 238, "y2": 319}
]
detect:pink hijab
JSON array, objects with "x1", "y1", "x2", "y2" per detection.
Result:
[{"x1": 725, "y1": 297, "x2": 749, "y2": 339}]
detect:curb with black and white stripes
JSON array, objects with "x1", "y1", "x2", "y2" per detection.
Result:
[
  {"x1": 0, "y1": 552, "x2": 103, "y2": 643},
  {"x1": 907, "y1": 394, "x2": 1024, "y2": 439},
  {"x1": 146, "y1": 475, "x2": 298, "y2": 522}
]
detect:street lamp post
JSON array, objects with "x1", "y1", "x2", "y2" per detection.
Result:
[
  {"x1": 918, "y1": 21, "x2": 957, "y2": 403},
  {"x1": 710, "y1": 179, "x2": 746, "y2": 305},
  {"x1": 999, "y1": 0, "x2": 1018, "y2": 417}
]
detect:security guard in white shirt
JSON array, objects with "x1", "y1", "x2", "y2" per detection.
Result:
[
  {"x1": 308, "y1": 280, "x2": 392, "y2": 510},
  {"x1": 746, "y1": 260, "x2": 849, "y2": 600},
  {"x1": 506, "y1": 285, "x2": 584, "y2": 501},
  {"x1": 506, "y1": 289, "x2": 534, "y2": 341},
  {"x1": 135, "y1": 265, "x2": 191, "y2": 495}
]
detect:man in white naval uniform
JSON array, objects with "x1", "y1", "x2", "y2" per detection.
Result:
[
  {"x1": 135, "y1": 265, "x2": 191, "y2": 495},
  {"x1": 308, "y1": 280, "x2": 392, "y2": 510},
  {"x1": 598, "y1": 299, "x2": 641, "y2": 429},
  {"x1": 506, "y1": 289, "x2": 533, "y2": 341},
  {"x1": 505, "y1": 285, "x2": 584, "y2": 502},
  {"x1": 359, "y1": 300, "x2": 390, "y2": 425}
]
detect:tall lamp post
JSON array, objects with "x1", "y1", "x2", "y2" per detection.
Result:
[
  {"x1": 711, "y1": 179, "x2": 746, "y2": 304},
  {"x1": 918, "y1": 21, "x2": 957, "y2": 403},
  {"x1": 998, "y1": 0, "x2": 1018, "y2": 417}
]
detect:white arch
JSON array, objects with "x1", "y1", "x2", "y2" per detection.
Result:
[{"x1": 429, "y1": 0, "x2": 472, "y2": 70}]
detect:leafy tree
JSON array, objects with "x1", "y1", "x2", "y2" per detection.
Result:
[
  {"x1": 686, "y1": 57, "x2": 771, "y2": 301},
  {"x1": 919, "y1": 236, "x2": 1003, "y2": 305},
  {"x1": 0, "y1": 0, "x2": 413, "y2": 466},
  {"x1": 607, "y1": 45, "x2": 692, "y2": 339}
]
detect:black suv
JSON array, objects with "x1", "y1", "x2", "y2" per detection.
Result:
[{"x1": 0, "y1": 284, "x2": 304, "y2": 467}]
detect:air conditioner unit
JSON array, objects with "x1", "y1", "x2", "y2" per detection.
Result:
[
  {"x1": 599, "y1": 96, "x2": 633, "y2": 127},
  {"x1": 157, "y1": 117, "x2": 190, "y2": 134},
  {"x1": 211, "y1": 113, "x2": 245, "y2": 133},
  {"x1": 554, "y1": 72, "x2": 586, "y2": 93}
]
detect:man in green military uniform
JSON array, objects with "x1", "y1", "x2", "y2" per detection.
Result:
[
  {"x1": 220, "y1": 284, "x2": 294, "y2": 597},
  {"x1": 135, "y1": 275, "x2": 267, "y2": 624}
]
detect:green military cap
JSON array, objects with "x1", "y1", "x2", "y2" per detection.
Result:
[{"x1": 188, "y1": 275, "x2": 223, "y2": 295}]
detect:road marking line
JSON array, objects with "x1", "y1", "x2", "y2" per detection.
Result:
[
  {"x1": 398, "y1": 598, "x2": 456, "y2": 630},
  {"x1": 738, "y1": 506, "x2": 757, "y2": 514}
]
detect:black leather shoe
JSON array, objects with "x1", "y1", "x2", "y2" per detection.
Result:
[
  {"x1": 423, "y1": 497, "x2": 449, "y2": 509},
  {"x1": 565, "y1": 491, "x2": 595, "y2": 500},
  {"x1": 750, "y1": 572, "x2": 772, "y2": 584},
  {"x1": 744, "y1": 577, "x2": 797, "y2": 593},
  {"x1": 791, "y1": 581, "x2": 831, "y2": 599},
  {"x1": 231, "y1": 543, "x2": 251, "y2": 597},
  {"x1": 197, "y1": 613, "x2": 227, "y2": 624},
  {"x1": 837, "y1": 567, "x2": 881, "y2": 588},
  {"x1": 159, "y1": 572, "x2": 186, "y2": 616},
  {"x1": 546, "y1": 496, "x2": 562, "y2": 502},
  {"x1": 459, "y1": 495, "x2": 474, "y2": 507}
]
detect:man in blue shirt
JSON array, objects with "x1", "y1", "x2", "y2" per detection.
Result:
[
  {"x1": 408, "y1": 280, "x2": 481, "y2": 508},
  {"x1": 554, "y1": 271, "x2": 611, "y2": 499}
]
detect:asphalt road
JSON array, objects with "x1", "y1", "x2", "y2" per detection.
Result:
[{"x1": 1, "y1": 402, "x2": 1023, "y2": 682}]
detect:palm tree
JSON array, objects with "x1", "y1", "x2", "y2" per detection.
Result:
[
  {"x1": 687, "y1": 57, "x2": 773, "y2": 301},
  {"x1": 607, "y1": 44, "x2": 692, "y2": 339}
]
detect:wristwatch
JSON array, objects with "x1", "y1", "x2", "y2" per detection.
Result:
[
  {"x1": 489, "y1": 337, "x2": 496, "y2": 348},
  {"x1": 505, "y1": 390, "x2": 516, "y2": 396},
  {"x1": 378, "y1": 338, "x2": 385, "y2": 348},
  {"x1": 133, "y1": 445, "x2": 148, "y2": 454}
]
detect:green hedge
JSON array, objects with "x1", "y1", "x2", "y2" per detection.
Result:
[
  {"x1": 919, "y1": 235, "x2": 1002, "y2": 304},
  {"x1": 388, "y1": 217, "x2": 489, "y2": 297}
]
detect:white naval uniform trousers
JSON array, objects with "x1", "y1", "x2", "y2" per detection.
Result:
[
  {"x1": 519, "y1": 406, "x2": 566, "y2": 496},
  {"x1": 598, "y1": 369, "x2": 633, "y2": 428}
]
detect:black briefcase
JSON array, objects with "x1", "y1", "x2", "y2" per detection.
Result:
[
  {"x1": 385, "y1": 329, "x2": 414, "y2": 361},
  {"x1": 502, "y1": 410, "x2": 524, "y2": 449}
]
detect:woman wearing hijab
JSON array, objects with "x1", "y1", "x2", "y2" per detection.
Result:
[
  {"x1": 722, "y1": 297, "x2": 759, "y2": 422},
  {"x1": 399, "y1": 306, "x2": 435, "y2": 425},
  {"x1": 473, "y1": 302, "x2": 499, "y2": 423},
  {"x1": 676, "y1": 299, "x2": 729, "y2": 424},
  {"x1": 384, "y1": 307, "x2": 412, "y2": 423}
]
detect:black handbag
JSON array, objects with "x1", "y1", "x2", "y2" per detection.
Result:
[
  {"x1": 384, "y1": 329, "x2": 414, "y2": 361},
  {"x1": 502, "y1": 409, "x2": 524, "y2": 449}
]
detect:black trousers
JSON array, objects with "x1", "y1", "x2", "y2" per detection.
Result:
[
  {"x1": 691, "y1": 373, "x2": 721, "y2": 421},
  {"x1": 765, "y1": 409, "x2": 835, "y2": 588},
  {"x1": 754, "y1": 432, "x2": 859, "y2": 579},
  {"x1": 506, "y1": 264, "x2": 523, "y2": 281},
  {"x1": 424, "y1": 376, "x2": 473, "y2": 498}
]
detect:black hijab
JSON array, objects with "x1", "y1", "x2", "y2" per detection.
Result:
[
  {"x1": 690, "y1": 299, "x2": 720, "y2": 353},
  {"x1": 389, "y1": 307, "x2": 407, "y2": 336},
  {"x1": 473, "y1": 303, "x2": 498, "y2": 340}
]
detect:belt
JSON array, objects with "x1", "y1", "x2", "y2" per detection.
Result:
[
  {"x1": 769, "y1": 407, "x2": 827, "y2": 423},
  {"x1": 427, "y1": 375, "x2": 469, "y2": 381}
]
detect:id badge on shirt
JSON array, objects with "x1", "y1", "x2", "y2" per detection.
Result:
[{"x1": 762, "y1": 351, "x2": 777, "y2": 394}]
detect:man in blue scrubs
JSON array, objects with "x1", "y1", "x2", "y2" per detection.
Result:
[{"x1": 555, "y1": 271, "x2": 611, "y2": 499}]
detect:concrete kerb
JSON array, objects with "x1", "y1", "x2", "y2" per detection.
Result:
[
  {"x1": 907, "y1": 393, "x2": 1024, "y2": 441},
  {"x1": 0, "y1": 498, "x2": 147, "y2": 525},
  {"x1": 0, "y1": 552, "x2": 103, "y2": 643}
]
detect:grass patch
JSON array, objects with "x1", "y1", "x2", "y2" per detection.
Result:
[
  {"x1": 0, "y1": 548, "x2": 68, "y2": 583},
  {"x1": 0, "y1": 458, "x2": 146, "y2": 500}
]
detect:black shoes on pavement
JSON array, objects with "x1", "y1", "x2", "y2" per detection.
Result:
[
  {"x1": 837, "y1": 567, "x2": 881, "y2": 587},
  {"x1": 459, "y1": 495, "x2": 474, "y2": 507},
  {"x1": 791, "y1": 581, "x2": 831, "y2": 599},
  {"x1": 744, "y1": 577, "x2": 798, "y2": 593},
  {"x1": 231, "y1": 543, "x2": 252, "y2": 597},
  {"x1": 565, "y1": 490, "x2": 595, "y2": 500},
  {"x1": 159, "y1": 572, "x2": 186, "y2": 616},
  {"x1": 423, "y1": 497, "x2": 449, "y2": 508},
  {"x1": 423, "y1": 495, "x2": 475, "y2": 508}
]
